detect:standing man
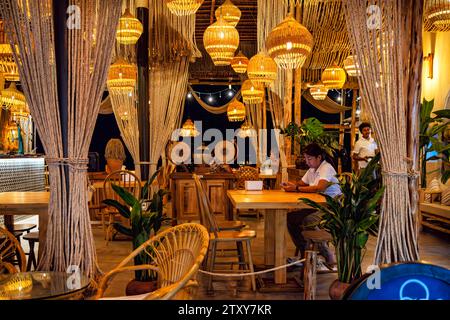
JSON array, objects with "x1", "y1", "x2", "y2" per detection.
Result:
[{"x1": 353, "y1": 122, "x2": 378, "y2": 171}]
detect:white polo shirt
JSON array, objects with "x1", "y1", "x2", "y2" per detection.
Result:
[
  {"x1": 353, "y1": 136, "x2": 378, "y2": 169},
  {"x1": 301, "y1": 160, "x2": 342, "y2": 198}
]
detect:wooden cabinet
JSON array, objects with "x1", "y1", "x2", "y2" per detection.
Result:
[{"x1": 170, "y1": 172, "x2": 235, "y2": 224}]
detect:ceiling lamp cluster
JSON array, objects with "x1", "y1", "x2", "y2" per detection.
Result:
[
  {"x1": 321, "y1": 63, "x2": 347, "y2": 89},
  {"x1": 116, "y1": 8, "x2": 143, "y2": 45},
  {"x1": 247, "y1": 52, "x2": 277, "y2": 86},
  {"x1": 425, "y1": 0, "x2": 450, "y2": 27},
  {"x1": 266, "y1": 13, "x2": 314, "y2": 70},
  {"x1": 343, "y1": 55, "x2": 360, "y2": 77},
  {"x1": 0, "y1": 44, "x2": 19, "y2": 82},
  {"x1": 215, "y1": 0, "x2": 241, "y2": 27},
  {"x1": 230, "y1": 51, "x2": 249, "y2": 73},
  {"x1": 309, "y1": 82, "x2": 328, "y2": 100},
  {"x1": 203, "y1": 14, "x2": 240, "y2": 66},
  {"x1": 107, "y1": 58, "x2": 137, "y2": 93},
  {"x1": 227, "y1": 99, "x2": 246, "y2": 122},
  {"x1": 0, "y1": 82, "x2": 26, "y2": 110},
  {"x1": 165, "y1": 0, "x2": 204, "y2": 16},
  {"x1": 241, "y1": 80, "x2": 264, "y2": 104}
]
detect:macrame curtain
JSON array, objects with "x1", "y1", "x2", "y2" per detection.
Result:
[
  {"x1": 187, "y1": 85, "x2": 242, "y2": 115},
  {"x1": 99, "y1": 95, "x2": 113, "y2": 114},
  {"x1": 148, "y1": 0, "x2": 197, "y2": 176},
  {"x1": 344, "y1": 0, "x2": 421, "y2": 264},
  {"x1": 303, "y1": 90, "x2": 351, "y2": 114},
  {"x1": 0, "y1": 0, "x2": 121, "y2": 278}
]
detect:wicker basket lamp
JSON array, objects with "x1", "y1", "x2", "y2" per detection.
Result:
[
  {"x1": 180, "y1": 118, "x2": 200, "y2": 137},
  {"x1": 247, "y1": 52, "x2": 277, "y2": 87},
  {"x1": 107, "y1": 58, "x2": 137, "y2": 92},
  {"x1": 0, "y1": 82, "x2": 26, "y2": 110},
  {"x1": 0, "y1": 44, "x2": 19, "y2": 82},
  {"x1": 309, "y1": 82, "x2": 328, "y2": 100},
  {"x1": 116, "y1": 8, "x2": 143, "y2": 45},
  {"x1": 266, "y1": 13, "x2": 313, "y2": 70},
  {"x1": 215, "y1": 0, "x2": 241, "y2": 27},
  {"x1": 425, "y1": 0, "x2": 450, "y2": 27},
  {"x1": 230, "y1": 51, "x2": 249, "y2": 74},
  {"x1": 321, "y1": 63, "x2": 347, "y2": 89},
  {"x1": 165, "y1": 0, "x2": 204, "y2": 16},
  {"x1": 343, "y1": 55, "x2": 360, "y2": 77},
  {"x1": 238, "y1": 121, "x2": 256, "y2": 138},
  {"x1": 241, "y1": 80, "x2": 264, "y2": 104},
  {"x1": 203, "y1": 15, "x2": 240, "y2": 66},
  {"x1": 227, "y1": 100, "x2": 246, "y2": 122}
]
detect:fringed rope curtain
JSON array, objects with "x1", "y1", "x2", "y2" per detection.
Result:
[{"x1": 344, "y1": 0, "x2": 421, "y2": 264}]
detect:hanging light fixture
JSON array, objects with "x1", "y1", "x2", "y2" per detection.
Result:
[
  {"x1": 203, "y1": 14, "x2": 240, "y2": 66},
  {"x1": 247, "y1": 52, "x2": 277, "y2": 87},
  {"x1": 0, "y1": 44, "x2": 19, "y2": 82},
  {"x1": 180, "y1": 118, "x2": 200, "y2": 137},
  {"x1": 227, "y1": 100, "x2": 246, "y2": 122},
  {"x1": 238, "y1": 121, "x2": 256, "y2": 138},
  {"x1": 165, "y1": 0, "x2": 204, "y2": 16},
  {"x1": 343, "y1": 55, "x2": 360, "y2": 77},
  {"x1": 107, "y1": 58, "x2": 137, "y2": 93},
  {"x1": 10, "y1": 103, "x2": 30, "y2": 121},
  {"x1": 241, "y1": 80, "x2": 264, "y2": 104},
  {"x1": 230, "y1": 51, "x2": 249, "y2": 74},
  {"x1": 321, "y1": 63, "x2": 347, "y2": 89},
  {"x1": 266, "y1": 13, "x2": 313, "y2": 70},
  {"x1": 116, "y1": 8, "x2": 143, "y2": 45},
  {"x1": 425, "y1": 0, "x2": 450, "y2": 27},
  {"x1": 309, "y1": 82, "x2": 328, "y2": 100},
  {"x1": 215, "y1": 0, "x2": 241, "y2": 27},
  {"x1": 0, "y1": 82, "x2": 26, "y2": 110}
]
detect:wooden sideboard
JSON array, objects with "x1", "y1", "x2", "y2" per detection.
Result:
[{"x1": 170, "y1": 172, "x2": 235, "y2": 224}]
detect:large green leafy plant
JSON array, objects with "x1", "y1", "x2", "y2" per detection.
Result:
[
  {"x1": 300, "y1": 153, "x2": 384, "y2": 284},
  {"x1": 419, "y1": 98, "x2": 450, "y2": 188},
  {"x1": 102, "y1": 171, "x2": 170, "y2": 281}
]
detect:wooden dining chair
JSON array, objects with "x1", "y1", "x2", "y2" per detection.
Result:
[
  {"x1": 0, "y1": 227, "x2": 26, "y2": 274},
  {"x1": 95, "y1": 223, "x2": 209, "y2": 300},
  {"x1": 102, "y1": 170, "x2": 142, "y2": 243},
  {"x1": 193, "y1": 174, "x2": 257, "y2": 292}
]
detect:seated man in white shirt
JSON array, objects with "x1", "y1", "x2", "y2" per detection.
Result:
[
  {"x1": 352, "y1": 122, "x2": 378, "y2": 172},
  {"x1": 281, "y1": 143, "x2": 341, "y2": 265}
]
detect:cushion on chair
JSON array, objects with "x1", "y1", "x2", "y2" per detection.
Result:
[{"x1": 441, "y1": 186, "x2": 450, "y2": 206}]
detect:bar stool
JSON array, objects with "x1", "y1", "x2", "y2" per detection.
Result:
[
  {"x1": 23, "y1": 232, "x2": 39, "y2": 271},
  {"x1": 13, "y1": 224, "x2": 37, "y2": 235},
  {"x1": 301, "y1": 230, "x2": 336, "y2": 274}
]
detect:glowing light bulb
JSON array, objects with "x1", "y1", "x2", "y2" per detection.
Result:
[
  {"x1": 286, "y1": 41, "x2": 293, "y2": 50},
  {"x1": 219, "y1": 32, "x2": 225, "y2": 39},
  {"x1": 208, "y1": 96, "x2": 214, "y2": 103},
  {"x1": 228, "y1": 90, "x2": 234, "y2": 97},
  {"x1": 187, "y1": 92, "x2": 192, "y2": 99}
]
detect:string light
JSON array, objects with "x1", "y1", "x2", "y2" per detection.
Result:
[
  {"x1": 208, "y1": 95, "x2": 214, "y2": 103},
  {"x1": 187, "y1": 92, "x2": 193, "y2": 99},
  {"x1": 228, "y1": 90, "x2": 234, "y2": 97}
]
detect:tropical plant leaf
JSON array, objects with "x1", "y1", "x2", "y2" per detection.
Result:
[
  {"x1": 113, "y1": 223, "x2": 133, "y2": 237},
  {"x1": 102, "y1": 199, "x2": 130, "y2": 219},
  {"x1": 111, "y1": 183, "x2": 137, "y2": 207},
  {"x1": 433, "y1": 109, "x2": 450, "y2": 119},
  {"x1": 356, "y1": 232, "x2": 369, "y2": 249}
]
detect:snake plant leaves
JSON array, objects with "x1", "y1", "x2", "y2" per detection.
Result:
[
  {"x1": 111, "y1": 183, "x2": 137, "y2": 207},
  {"x1": 102, "y1": 199, "x2": 131, "y2": 219}
]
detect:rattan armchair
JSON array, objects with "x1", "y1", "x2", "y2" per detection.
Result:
[
  {"x1": 0, "y1": 227, "x2": 26, "y2": 274},
  {"x1": 95, "y1": 223, "x2": 209, "y2": 300}
]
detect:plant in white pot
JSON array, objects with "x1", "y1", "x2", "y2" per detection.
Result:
[{"x1": 105, "y1": 138, "x2": 126, "y2": 173}]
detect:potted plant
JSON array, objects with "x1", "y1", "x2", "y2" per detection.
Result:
[
  {"x1": 102, "y1": 170, "x2": 171, "y2": 295},
  {"x1": 105, "y1": 138, "x2": 126, "y2": 173},
  {"x1": 300, "y1": 153, "x2": 384, "y2": 300},
  {"x1": 284, "y1": 118, "x2": 339, "y2": 169}
]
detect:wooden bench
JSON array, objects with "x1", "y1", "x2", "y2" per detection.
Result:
[{"x1": 418, "y1": 189, "x2": 450, "y2": 234}]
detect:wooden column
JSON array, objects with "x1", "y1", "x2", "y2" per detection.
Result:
[
  {"x1": 350, "y1": 89, "x2": 358, "y2": 172},
  {"x1": 303, "y1": 250, "x2": 317, "y2": 300}
]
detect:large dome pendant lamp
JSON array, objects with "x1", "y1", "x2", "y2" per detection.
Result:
[
  {"x1": 165, "y1": 0, "x2": 204, "y2": 16},
  {"x1": 227, "y1": 99, "x2": 246, "y2": 122},
  {"x1": 116, "y1": 8, "x2": 143, "y2": 45},
  {"x1": 247, "y1": 52, "x2": 277, "y2": 87},
  {"x1": 215, "y1": 0, "x2": 241, "y2": 27},
  {"x1": 241, "y1": 80, "x2": 264, "y2": 104},
  {"x1": 425, "y1": 0, "x2": 450, "y2": 27},
  {"x1": 321, "y1": 63, "x2": 347, "y2": 89}
]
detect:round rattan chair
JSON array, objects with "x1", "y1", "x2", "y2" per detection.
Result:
[{"x1": 0, "y1": 227, "x2": 26, "y2": 274}]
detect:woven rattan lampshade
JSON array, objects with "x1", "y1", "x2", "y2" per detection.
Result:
[
  {"x1": 247, "y1": 52, "x2": 277, "y2": 86},
  {"x1": 227, "y1": 100, "x2": 246, "y2": 122},
  {"x1": 116, "y1": 8, "x2": 143, "y2": 45},
  {"x1": 266, "y1": 14, "x2": 313, "y2": 70},
  {"x1": 321, "y1": 63, "x2": 347, "y2": 89},
  {"x1": 165, "y1": 0, "x2": 204, "y2": 16},
  {"x1": 215, "y1": 0, "x2": 241, "y2": 27},
  {"x1": 230, "y1": 51, "x2": 249, "y2": 74},
  {"x1": 343, "y1": 55, "x2": 360, "y2": 77},
  {"x1": 0, "y1": 44, "x2": 19, "y2": 81},
  {"x1": 180, "y1": 118, "x2": 200, "y2": 137},
  {"x1": 0, "y1": 82, "x2": 26, "y2": 110},
  {"x1": 107, "y1": 58, "x2": 137, "y2": 92},
  {"x1": 241, "y1": 80, "x2": 264, "y2": 104},
  {"x1": 425, "y1": 0, "x2": 450, "y2": 27},
  {"x1": 10, "y1": 103, "x2": 30, "y2": 120},
  {"x1": 309, "y1": 82, "x2": 328, "y2": 100},
  {"x1": 238, "y1": 121, "x2": 256, "y2": 138},
  {"x1": 203, "y1": 15, "x2": 240, "y2": 66}
]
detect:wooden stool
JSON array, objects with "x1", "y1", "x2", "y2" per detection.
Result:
[
  {"x1": 23, "y1": 232, "x2": 39, "y2": 271},
  {"x1": 301, "y1": 230, "x2": 336, "y2": 274},
  {"x1": 13, "y1": 224, "x2": 37, "y2": 234}
]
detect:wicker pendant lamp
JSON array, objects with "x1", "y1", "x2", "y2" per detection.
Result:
[
  {"x1": 165, "y1": 0, "x2": 204, "y2": 16},
  {"x1": 238, "y1": 121, "x2": 256, "y2": 138},
  {"x1": 425, "y1": 0, "x2": 450, "y2": 27},
  {"x1": 343, "y1": 55, "x2": 360, "y2": 77},
  {"x1": 10, "y1": 103, "x2": 30, "y2": 120},
  {"x1": 180, "y1": 118, "x2": 200, "y2": 137},
  {"x1": 0, "y1": 44, "x2": 19, "y2": 82},
  {"x1": 266, "y1": 13, "x2": 313, "y2": 70},
  {"x1": 215, "y1": 0, "x2": 241, "y2": 27},
  {"x1": 309, "y1": 82, "x2": 328, "y2": 100},
  {"x1": 321, "y1": 63, "x2": 347, "y2": 89},
  {"x1": 230, "y1": 51, "x2": 249, "y2": 73},
  {"x1": 247, "y1": 52, "x2": 277, "y2": 86},
  {"x1": 116, "y1": 8, "x2": 143, "y2": 45},
  {"x1": 0, "y1": 82, "x2": 26, "y2": 110},
  {"x1": 203, "y1": 14, "x2": 240, "y2": 66},
  {"x1": 227, "y1": 100, "x2": 246, "y2": 121},
  {"x1": 107, "y1": 58, "x2": 137, "y2": 92},
  {"x1": 241, "y1": 80, "x2": 264, "y2": 104}
]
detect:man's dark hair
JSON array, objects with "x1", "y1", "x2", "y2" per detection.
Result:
[
  {"x1": 303, "y1": 143, "x2": 324, "y2": 158},
  {"x1": 359, "y1": 122, "x2": 371, "y2": 133}
]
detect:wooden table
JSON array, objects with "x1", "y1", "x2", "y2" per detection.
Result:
[
  {"x1": 0, "y1": 192, "x2": 49, "y2": 261},
  {"x1": 227, "y1": 190, "x2": 325, "y2": 286}
]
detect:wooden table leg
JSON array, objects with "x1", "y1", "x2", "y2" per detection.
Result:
[
  {"x1": 37, "y1": 209, "x2": 48, "y2": 264},
  {"x1": 273, "y1": 209, "x2": 287, "y2": 284},
  {"x1": 4, "y1": 215, "x2": 13, "y2": 232},
  {"x1": 264, "y1": 209, "x2": 275, "y2": 266}
]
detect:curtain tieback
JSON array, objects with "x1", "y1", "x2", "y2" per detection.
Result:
[
  {"x1": 381, "y1": 170, "x2": 419, "y2": 178},
  {"x1": 46, "y1": 157, "x2": 89, "y2": 172}
]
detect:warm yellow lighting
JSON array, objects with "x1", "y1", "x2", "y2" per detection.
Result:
[
  {"x1": 230, "y1": 51, "x2": 249, "y2": 74},
  {"x1": 1, "y1": 82, "x2": 26, "y2": 110},
  {"x1": 424, "y1": 53, "x2": 434, "y2": 79},
  {"x1": 107, "y1": 58, "x2": 137, "y2": 92},
  {"x1": 425, "y1": 0, "x2": 450, "y2": 27},
  {"x1": 266, "y1": 13, "x2": 313, "y2": 70},
  {"x1": 241, "y1": 80, "x2": 264, "y2": 104},
  {"x1": 1, "y1": 273, "x2": 33, "y2": 297},
  {"x1": 215, "y1": 0, "x2": 241, "y2": 27},
  {"x1": 180, "y1": 118, "x2": 200, "y2": 137},
  {"x1": 343, "y1": 55, "x2": 360, "y2": 77},
  {"x1": 247, "y1": 52, "x2": 277, "y2": 87},
  {"x1": 227, "y1": 100, "x2": 246, "y2": 122},
  {"x1": 0, "y1": 44, "x2": 19, "y2": 82},
  {"x1": 165, "y1": 0, "x2": 204, "y2": 16},
  {"x1": 116, "y1": 8, "x2": 143, "y2": 45},
  {"x1": 309, "y1": 82, "x2": 328, "y2": 100},
  {"x1": 203, "y1": 15, "x2": 240, "y2": 66},
  {"x1": 321, "y1": 63, "x2": 347, "y2": 89},
  {"x1": 10, "y1": 103, "x2": 30, "y2": 121},
  {"x1": 238, "y1": 121, "x2": 256, "y2": 138}
]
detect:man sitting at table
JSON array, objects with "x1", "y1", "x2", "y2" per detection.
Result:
[{"x1": 281, "y1": 143, "x2": 341, "y2": 266}]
